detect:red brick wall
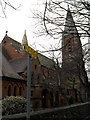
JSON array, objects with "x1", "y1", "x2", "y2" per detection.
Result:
[
  {"x1": 31, "y1": 59, "x2": 43, "y2": 84},
  {"x1": 42, "y1": 66, "x2": 57, "y2": 84},
  {"x1": 62, "y1": 35, "x2": 74, "y2": 62},
  {"x1": 2, "y1": 78, "x2": 27, "y2": 98},
  {"x1": 2, "y1": 37, "x2": 20, "y2": 60}
]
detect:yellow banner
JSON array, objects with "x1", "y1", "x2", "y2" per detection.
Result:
[{"x1": 25, "y1": 45, "x2": 37, "y2": 59}]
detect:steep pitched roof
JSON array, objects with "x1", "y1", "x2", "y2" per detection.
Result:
[
  {"x1": 38, "y1": 53, "x2": 56, "y2": 70},
  {"x1": 21, "y1": 30, "x2": 28, "y2": 46},
  {"x1": 2, "y1": 35, "x2": 57, "y2": 71},
  {"x1": 0, "y1": 46, "x2": 23, "y2": 80},
  {"x1": 2, "y1": 46, "x2": 12, "y2": 60},
  {"x1": 10, "y1": 53, "x2": 57, "y2": 74},
  {"x1": 10, "y1": 57, "x2": 27, "y2": 73},
  {"x1": 3, "y1": 35, "x2": 21, "y2": 51},
  {"x1": 64, "y1": 7, "x2": 78, "y2": 35},
  {"x1": 63, "y1": 6, "x2": 81, "y2": 47}
]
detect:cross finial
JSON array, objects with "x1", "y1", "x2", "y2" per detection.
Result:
[{"x1": 6, "y1": 31, "x2": 8, "y2": 36}]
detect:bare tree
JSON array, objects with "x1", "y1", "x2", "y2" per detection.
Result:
[
  {"x1": 33, "y1": 0, "x2": 90, "y2": 59},
  {"x1": 41, "y1": 0, "x2": 90, "y2": 37},
  {"x1": 0, "y1": 0, "x2": 20, "y2": 18},
  {"x1": 33, "y1": 0, "x2": 90, "y2": 103}
]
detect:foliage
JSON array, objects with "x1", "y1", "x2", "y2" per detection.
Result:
[{"x1": 2, "y1": 96, "x2": 27, "y2": 115}]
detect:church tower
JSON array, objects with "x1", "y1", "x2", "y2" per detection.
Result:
[
  {"x1": 62, "y1": 6, "x2": 83, "y2": 66},
  {"x1": 61, "y1": 6, "x2": 88, "y2": 102},
  {"x1": 20, "y1": 30, "x2": 28, "y2": 58}
]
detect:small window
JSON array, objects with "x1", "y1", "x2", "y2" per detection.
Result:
[
  {"x1": 8, "y1": 85, "x2": 11, "y2": 96},
  {"x1": 14, "y1": 86, "x2": 17, "y2": 96},
  {"x1": 48, "y1": 70, "x2": 49, "y2": 76},
  {"x1": 37, "y1": 75, "x2": 40, "y2": 79},
  {"x1": 31, "y1": 91, "x2": 33, "y2": 96},
  {"x1": 67, "y1": 89, "x2": 69, "y2": 95},
  {"x1": 4, "y1": 41, "x2": 6, "y2": 45},
  {"x1": 68, "y1": 41, "x2": 72, "y2": 53},
  {"x1": 37, "y1": 75, "x2": 40, "y2": 84},
  {"x1": 31, "y1": 73, "x2": 34, "y2": 80},
  {"x1": 19, "y1": 87, "x2": 22, "y2": 96},
  {"x1": 68, "y1": 48, "x2": 72, "y2": 53},
  {"x1": 24, "y1": 46, "x2": 25, "y2": 50},
  {"x1": 68, "y1": 41, "x2": 71, "y2": 47},
  {"x1": 31, "y1": 72, "x2": 34, "y2": 84},
  {"x1": 35, "y1": 65, "x2": 37, "y2": 70}
]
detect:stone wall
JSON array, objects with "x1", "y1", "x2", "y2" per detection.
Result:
[{"x1": 2, "y1": 102, "x2": 90, "y2": 120}]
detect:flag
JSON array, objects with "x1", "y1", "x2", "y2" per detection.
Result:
[{"x1": 25, "y1": 45, "x2": 37, "y2": 59}]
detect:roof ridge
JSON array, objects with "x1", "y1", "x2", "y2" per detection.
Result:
[
  {"x1": 0, "y1": 50, "x2": 23, "y2": 80},
  {"x1": 38, "y1": 52, "x2": 54, "y2": 61},
  {"x1": 6, "y1": 36, "x2": 21, "y2": 51},
  {"x1": 7, "y1": 36, "x2": 21, "y2": 44},
  {"x1": 64, "y1": 7, "x2": 78, "y2": 35},
  {"x1": 38, "y1": 53, "x2": 56, "y2": 69}
]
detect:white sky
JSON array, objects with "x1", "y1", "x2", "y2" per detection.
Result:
[
  {"x1": 0, "y1": 0, "x2": 88, "y2": 54},
  {"x1": 0, "y1": 0, "x2": 62, "y2": 63},
  {"x1": 0, "y1": 0, "x2": 47, "y2": 49},
  {"x1": 0, "y1": 0, "x2": 37, "y2": 42},
  {"x1": 0, "y1": 0, "x2": 58, "y2": 53}
]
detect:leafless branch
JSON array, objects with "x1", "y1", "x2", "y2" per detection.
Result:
[{"x1": 0, "y1": 0, "x2": 21, "y2": 18}]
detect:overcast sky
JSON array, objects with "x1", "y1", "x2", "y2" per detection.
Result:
[
  {"x1": 0, "y1": 0, "x2": 57, "y2": 53},
  {"x1": 0, "y1": 0, "x2": 36, "y2": 43},
  {"x1": 0, "y1": 0, "x2": 88, "y2": 54}
]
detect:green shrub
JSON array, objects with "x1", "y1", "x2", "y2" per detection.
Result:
[{"x1": 2, "y1": 96, "x2": 27, "y2": 115}]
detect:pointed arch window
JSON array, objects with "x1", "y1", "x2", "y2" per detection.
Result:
[
  {"x1": 68, "y1": 41, "x2": 72, "y2": 53},
  {"x1": 37, "y1": 74, "x2": 40, "y2": 84},
  {"x1": 8, "y1": 85, "x2": 11, "y2": 96},
  {"x1": 19, "y1": 87, "x2": 22, "y2": 96},
  {"x1": 14, "y1": 86, "x2": 17, "y2": 96},
  {"x1": 35, "y1": 64, "x2": 37, "y2": 70},
  {"x1": 4, "y1": 41, "x2": 6, "y2": 46},
  {"x1": 31, "y1": 72, "x2": 34, "y2": 84}
]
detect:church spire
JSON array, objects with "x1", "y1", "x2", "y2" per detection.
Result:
[
  {"x1": 64, "y1": 6, "x2": 77, "y2": 34},
  {"x1": 21, "y1": 30, "x2": 28, "y2": 46},
  {"x1": 62, "y1": 6, "x2": 82, "y2": 61},
  {"x1": 21, "y1": 30, "x2": 28, "y2": 50}
]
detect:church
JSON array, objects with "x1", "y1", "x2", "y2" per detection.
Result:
[
  {"x1": 0, "y1": 6, "x2": 89, "y2": 110},
  {"x1": 61, "y1": 6, "x2": 89, "y2": 102},
  {"x1": 1, "y1": 31, "x2": 61, "y2": 109}
]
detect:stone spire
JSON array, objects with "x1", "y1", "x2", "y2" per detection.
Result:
[
  {"x1": 61, "y1": 6, "x2": 87, "y2": 102},
  {"x1": 21, "y1": 30, "x2": 28, "y2": 46},
  {"x1": 62, "y1": 6, "x2": 81, "y2": 46},
  {"x1": 64, "y1": 6, "x2": 78, "y2": 35},
  {"x1": 21, "y1": 30, "x2": 28, "y2": 50},
  {"x1": 62, "y1": 6, "x2": 82, "y2": 64}
]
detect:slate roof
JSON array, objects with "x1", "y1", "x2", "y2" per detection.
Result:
[
  {"x1": 4, "y1": 35, "x2": 21, "y2": 51},
  {"x1": 10, "y1": 57, "x2": 27, "y2": 73},
  {"x1": 0, "y1": 46, "x2": 23, "y2": 80},
  {"x1": 64, "y1": 7, "x2": 79, "y2": 35},
  {"x1": 63, "y1": 7, "x2": 81, "y2": 48},
  {"x1": 38, "y1": 53, "x2": 56, "y2": 70},
  {"x1": 2, "y1": 46, "x2": 11, "y2": 60},
  {"x1": 3, "y1": 35, "x2": 57, "y2": 71},
  {"x1": 10, "y1": 53, "x2": 56, "y2": 74}
]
